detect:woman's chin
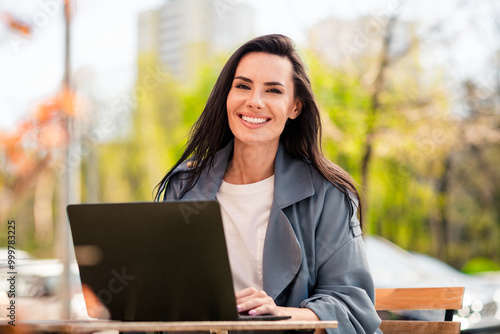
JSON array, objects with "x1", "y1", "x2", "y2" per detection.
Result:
[{"x1": 234, "y1": 136, "x2": 278, "y2": 148}]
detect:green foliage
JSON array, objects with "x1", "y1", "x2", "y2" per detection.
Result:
[
  {"x1": 307, "y1": 52, "x2": 369, "y2": 179},
  {"x1": 462, "y1": 257, "x2": 500, "y2": 274},
  {"x1": 306, "y1": 48, "x2": 499, "y2": 269},
  {"x1": 95, "y1": 53, "x2": 225, "y2": 202}
]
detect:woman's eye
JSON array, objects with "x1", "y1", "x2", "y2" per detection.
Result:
[
  {"x1": 236, "y1": 84, "x2": 250, "y2": 90},
  {"x1": 268, "y1": 88, "x2": 282, "y2": 94}
]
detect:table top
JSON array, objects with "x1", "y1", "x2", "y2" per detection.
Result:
[{"x1": 6, "y1": 319, "x2": 338, "y2": 333}]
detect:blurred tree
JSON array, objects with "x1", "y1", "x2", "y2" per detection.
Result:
[
  {"x1": 0, "y1": 87, "x2": 80, "y2": 256},
  {"x1": 95, "y1": 52, "x2": 224, "y2": 202},
  {"x1": 307, "y1": 2, "x2": 500, "y2": 269},
  {"x1": 308, "y1": 46, "x2": 452, "y2": 255},
  {"x1": 96, "y1": 54, "x2": 182, "y2": 202}
]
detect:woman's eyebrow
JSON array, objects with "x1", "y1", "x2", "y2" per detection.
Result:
[{"x1": 234, "y1": 76, "x2": 285, "y2": 87}]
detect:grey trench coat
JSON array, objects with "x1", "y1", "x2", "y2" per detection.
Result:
[{"x1": 160, "y1": 141, "x2": 382, "y2": 334}]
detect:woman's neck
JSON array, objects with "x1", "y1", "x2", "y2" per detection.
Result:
[{"x1": 223, "y1": 140, "x2": 278, "y2": 185}]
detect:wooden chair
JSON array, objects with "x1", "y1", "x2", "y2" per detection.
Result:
[{"x1": 375, "y1": 287, "x2": 465, "y2": 334}]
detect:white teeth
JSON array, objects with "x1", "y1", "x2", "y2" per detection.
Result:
[{"x1": 241, "y1": 115, "x2": 268, "y2": 124}]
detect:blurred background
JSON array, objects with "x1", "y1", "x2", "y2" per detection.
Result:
[{"x1": 0, "y1": 0, "x2": 499, "y2": 331}]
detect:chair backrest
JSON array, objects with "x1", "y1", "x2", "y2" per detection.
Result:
[{"x1": 375, "y1": 287, "x2": 465, "y2": 334}]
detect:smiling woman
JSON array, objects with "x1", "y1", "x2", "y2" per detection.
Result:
[
  {"x1": 225, "y1": 52, "x2": 301, "y2": 183},
  {"x1": 155, "y1": 34, "x2": 382, "y2": 334}
]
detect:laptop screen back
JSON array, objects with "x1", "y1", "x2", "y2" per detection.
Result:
[{"x1": 67, "y1": 201, "x2": 238, "y2": 321}]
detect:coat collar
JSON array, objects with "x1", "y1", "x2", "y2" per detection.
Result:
[
  {"x1": 182, "y1": 139, "x2": 315, "y2": 206},
  {"x1": 273, "y1": 143, "x2": 314, "y2": 208}
]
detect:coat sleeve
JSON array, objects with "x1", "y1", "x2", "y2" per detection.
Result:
[{"x1": 299, "y1": 187, "x2": 382, "y2": 334}]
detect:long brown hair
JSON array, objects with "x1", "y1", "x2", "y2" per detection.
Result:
[{"x1": 154, "y1": 34, "x2": 363, "y2": 224}]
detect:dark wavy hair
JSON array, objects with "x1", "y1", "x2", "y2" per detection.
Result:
[{"x1": 154, "y1": 34, "x2": 363, "y2": 224}]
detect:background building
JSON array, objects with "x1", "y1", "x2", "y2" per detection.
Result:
[{"x1": 138, "y1": 0, "x2": 255, "y2": 80}]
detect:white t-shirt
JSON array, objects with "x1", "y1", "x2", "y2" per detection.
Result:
[{"x1": 216, "y1": 175, "x2": 274, "y2": 292}]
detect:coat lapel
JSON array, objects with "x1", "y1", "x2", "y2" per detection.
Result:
[
  {"x1": 262, "y1": 145, "x2": 315, "y2": 299},
  {"x1": 180, "y1": 142, "x2": 233, "y2": 201}
]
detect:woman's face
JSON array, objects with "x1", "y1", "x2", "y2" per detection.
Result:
[{"x1": 226, "y1": 52, "x2": 301, "y2": 150}]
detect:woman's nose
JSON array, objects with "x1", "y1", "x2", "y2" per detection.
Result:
[{"x1": 246, "y1": 90, "x2": 264, "y2": 110}]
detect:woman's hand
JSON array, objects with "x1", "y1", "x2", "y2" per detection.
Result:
[
  {"x1": 235, "y1": 287, "x2": 285, "y2": 316},
  {"x1": 235, "y1": 287, "x2": 324, "y2": 333}
]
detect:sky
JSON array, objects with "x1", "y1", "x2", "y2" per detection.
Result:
[
  {"x1": 0, "y1": 0, "x2": 497, "y2": 131},
  {"x1": 0, "y1": 0, "x2": 162, "y2": 130}
]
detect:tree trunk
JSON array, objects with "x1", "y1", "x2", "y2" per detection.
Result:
[
  {"x1": 433, "y1": 155, "x2": 452, "y2": 261},
  {"x1": 34, "y1": 169, "x2": 55, "y2": 245},
  {"x1": 360, "y1": 16, "x2": 396, "y2": 234}
]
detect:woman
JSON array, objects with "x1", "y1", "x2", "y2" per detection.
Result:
[{"x1": 155, "y1": 34, "x2": 381, "y2": 334}]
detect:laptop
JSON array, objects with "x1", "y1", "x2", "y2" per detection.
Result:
[{"x1": 67, "y1": 201, "x2": 291, "y2": 322}]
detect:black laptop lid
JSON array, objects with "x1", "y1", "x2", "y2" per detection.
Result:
[{"x1": 67, "y1": 201, "x2": 239, "y2": 321}]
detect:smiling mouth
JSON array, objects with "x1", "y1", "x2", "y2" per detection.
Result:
[{"x1": 239, "y1": 114, "x2": 270, "y2": 124}]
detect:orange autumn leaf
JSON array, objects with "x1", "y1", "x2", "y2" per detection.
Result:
[
  {"x1": 1, "y1": 126, "x2": 40, "y2": 176},
  {"x1": 38, "y1": 121, "x2": 68, "y2": 148},
  {"x1": 1, "y1": 122, "x2": 34, "y2": 162},
  {"x1": 15, "y1": 120, "x2": 39, "y2": 143},
  {"x1": 5, "y1": 147, "x2": 37, "y2": 176},
  {"x1": 57, "y1": 87, "x2": 78, "y2": 116},
  {"x1": 0, "y1": 132, "x2": 21, "y2": 150},
  {"x1": 31, "y1": 87, "x2": 81, "y2": 122},
  {"x1": 16, "y1": 119, "x2": 35, "y2": 134},
  {"x1": 0, "y1": 133, "x2": 8, "y2": 146},
  {"x1": 33, "y1": 100, "x2": 60, "y2": 124},
  {"x1": 62, "y1": 91, "x2": 77, "y2": 116},
  {"x1": 0, "y1": 85, "x2": 83, "y2": 176},
  {"x1": 2, "y1": 13, "x2": 32, "y2": 37},
  {"x1": 64, "y1": 0, "x2": 72, "y2": 19}
]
